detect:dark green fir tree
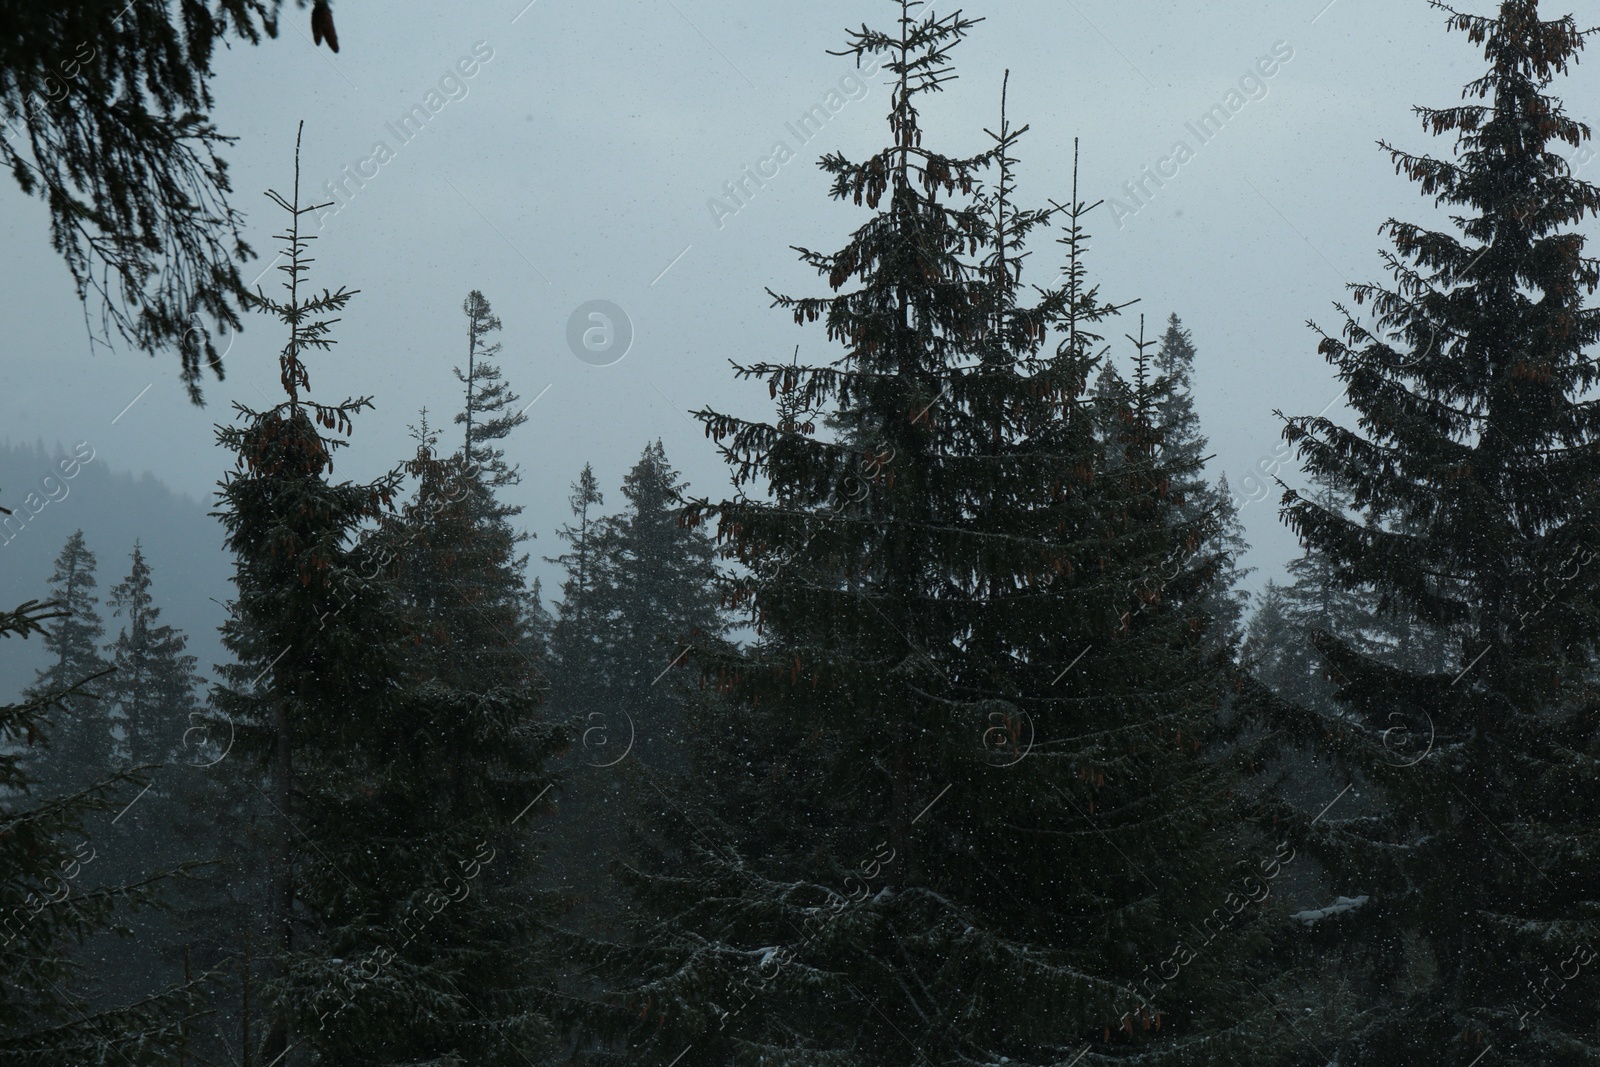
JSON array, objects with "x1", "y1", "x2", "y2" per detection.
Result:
[
  {"x1": 1269, "y1": 2, "x2": 1600, "y2": 1062},
  {"x1": 1153, "y1": 315, "x2": 1253, "y2": 649},
  {"x1": 454, "y1": 289, "x2": 528, "y2": 497},
  {"x1": 591, "y1": 441, "x2": 725, "y2": 770},
  {"x1": 1, "y1": 578, "x2": 203, "y2": 1063},
  {"x1": 546, "y1": 463, "x2": 612, "y2": 707},
  {"x1": 23, "y1": 529, "x2": 111, "y2": 790},
  {"x1": 539, "y1": 446, "x2": 724, "y2": 949},
  {"x1": 357, "y1": 418, "x2": 565, "y2": 1065},
  {"x1": 569, "y1": 7, "x2": 1309, "y2": 1064},
  {"x1": 103, "y1": 541, "x2": 205, "y2": 769},
  {"x1": 209, "y1": 125, "x2": 402, "y2": 1067},
  {"x1": 212, "y1": 128, "x2": 560, "y2": 1066}
]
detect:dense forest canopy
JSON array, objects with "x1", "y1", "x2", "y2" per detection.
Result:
[{"x1": 4, "y1": 2, "x2": 1600, "y2": 1065}]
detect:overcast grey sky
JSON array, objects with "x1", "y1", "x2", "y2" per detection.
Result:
[{"x1": 5, "y1": 0, "x2": 1596, "y2": 602}]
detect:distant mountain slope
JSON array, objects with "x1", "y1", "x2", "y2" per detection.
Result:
[{"x1": 0, "y1": 439, "x2": 231, "y2": 705}]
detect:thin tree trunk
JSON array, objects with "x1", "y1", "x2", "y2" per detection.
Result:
[
  {"x1": 464, "y1": 310, "x2": 477, "y2": 457},
  {"x1": 180, "y1": 943, "x2": 191, "y2": 1067},
  {"x1": 242, "y1": 926, "x2": 252, "y2": 1067},
  {"x1": 263, "y1": 697, "x2": 293, "y2": 1064}
]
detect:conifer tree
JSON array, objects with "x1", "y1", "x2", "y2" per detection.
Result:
[
  {"x1": 1244, "y1": 486, "x2": 1379, "y2": 730},
  {"x1": 69, "y1": 543, "x2": 213, "y2": 1028},
  {"x1": 355, "y1": 423, "x2": 564, "y2": 1065},
  {"x1": 377, "y1": 414, "x2": 545, "y2": 702},
  {"x1": 23, "y1": 530, "x2": 111, "y2": 789},
  {"x1": 212, "y1": 127, "x2": 559, "y2": 1066},
  {"x1": 524, "y1": 575, "x2": 556, "y2": 670},
  {"x1": 591, "y1": 441, "x2": 725, "y2": 769},
  {"x1": 1205, "y1": 478, "x2": 1254, "y2": 650},
  {"x1": 1153, "y1": 315, "x2": 1253, "y2": 647},
  {"x1": 209, "y1": 126, "x2": 399, "y2": 1066},
  {"x1": 1153, "y1": 316, "x2": 1206, "y2": 480},
  {"x1": 454, "y1": 289, "x2": 528, "y2": 495},
  {"x1": 539, "y1": 447, "x2": 724, "y2": 950},
  {"x1": 1270, "y1": 3, "x2": 1600, "y2": 1061},
  {"x1": 547, "y1": 463, "x2": 610, "y2": 698},
  {"x1": 1, "y1": 586, "x2": 203, "y2": 1062},
  {"x1": 1094, "y1": 360, "x2": 1132, "y2": 468},
  {"x1": 1241, "y1": 581, "x2": 1296, "y2": 691},
  {"x1": 103, "y1": 541, "x2": 204, "y2": 769},
  {"x1": 572, "y1": 7, "x2": 1306, "y2": 1063}
]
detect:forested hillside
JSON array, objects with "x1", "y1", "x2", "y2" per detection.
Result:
[{"x1": 0, "y1": 440, "x2": 232, "y2": 712}]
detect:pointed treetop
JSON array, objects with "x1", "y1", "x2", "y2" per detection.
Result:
[{"x1": 453, "y1": 289, "x2": 527, "y2": 491}]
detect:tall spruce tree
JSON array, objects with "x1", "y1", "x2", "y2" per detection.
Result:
[
  {"x1": 1271, "y1": 2, "x2": 1600, "y2": 1061},
  {"x1": 23, "y1": 530, "x2": 111, "y2": 789},
  {"x1": 1152, "y1": 316, "x2": 1206, "y2": 485},
  {"x1": 377, "y1": 414, "x2": 545, "y2": 705},
  {"x1": 570, "y1": 7, "x2": 1307, "y2": 1064},
  {"x1": 70, "y1": 542, "x2": 218, "y2": 1054},
  {"x1": 356, "y1": 423, "x2": 564, "y2": 1066},
  {"x1": 538, "y1": 447, "x2": 724, "y2": 951},
  {"x1": 209, "y1": 126, "x2": 402, "y2": 1066},
  {"x1": 537, "y1": 461, "x2": 623, "y2": 953},
  {"x1": 65, "y1": 542, "x2": 206, "y2": 1023},
  {"x1": 212, "y1": 132, "x2": 560, "y2": 1065}
]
